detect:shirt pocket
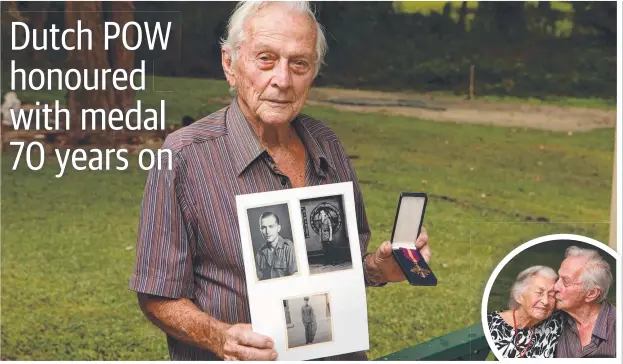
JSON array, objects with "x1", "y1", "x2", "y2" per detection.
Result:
[
  {"x1": 272, "y1": 258, "x2": 287, "y2": 269},
  {"x1": 256, "y1": 253, "x2": 268, "y2": 270}
]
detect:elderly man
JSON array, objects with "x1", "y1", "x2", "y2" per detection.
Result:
[
  {"x1": 554, "y1": 246, "x2": 616, "y2": 358},
  {"x1": 129, "y1": 1, "x2": 430, "y2": 361},
  {"x1": 255, "y1": 212, "x2": 297, "y2": 280}
]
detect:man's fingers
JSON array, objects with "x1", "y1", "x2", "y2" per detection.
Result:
[
  {"x1": 237, "y1": 328, "x2": 274, "y2": 349},
  {"x1": 415, "y1": 226, "x2": 428, "y2": 249},
  {"x1": 237, "y1": 323, "x2": 253, "y2": 331},
  {"x1": 237, "y1": 345, "x2": 277, "y2": 361},
  {"x1": 420, "y1": 244, "x2": 431, "y2": 264},
  {"x1": 376, "y1": 241, "x2": 392, "y2": 259}
]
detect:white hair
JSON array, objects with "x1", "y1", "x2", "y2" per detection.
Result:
[
  {"x1": 565, "y1": 246, "x2": 612, "y2": 303},
  {"x1": 219, "y1": 1, "x2": 328, "y2": 79},
  {"x1": 509, "y1": 265, "x2": 558, "y2": 310}
]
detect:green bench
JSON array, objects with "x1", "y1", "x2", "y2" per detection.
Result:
[{"x1": 374, "y1": 323, "x2": 491, "y2": 361}]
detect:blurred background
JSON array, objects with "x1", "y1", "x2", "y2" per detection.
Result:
[
  {"x1": 1, "y1": 1, "x2": 617, "y2": 361},
  {"x1": 487, "y1": 240, "x2": 617, "y2": 312},
  {"x1": 2, "y1": 1, "x2": 617, "y2": 99}
]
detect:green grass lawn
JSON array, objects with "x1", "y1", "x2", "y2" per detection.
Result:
[
  {"x1": 425, "y1": 91, "x2": 617, "y2": 110},
  {"x1": 1, "y1": 77, "x2": 615, "y2": 360}
]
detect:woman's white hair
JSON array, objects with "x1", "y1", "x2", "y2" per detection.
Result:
[
  {"x1": 508, "y1": 265, "x2": 558, "y2": 310},
  {"x1": 565, "y1": 245, "x2": 612, "y2": 303},
  {"x1": 219, "y1": 1, "x2": 328, "y2": 78}
]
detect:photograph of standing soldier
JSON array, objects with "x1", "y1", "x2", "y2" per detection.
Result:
[
  {"x1": 319, "y1": 210, "x2": 336, "y2": 266},
  {"x1": 302, "y1": 297, "x2": 317, "y2": 345}
]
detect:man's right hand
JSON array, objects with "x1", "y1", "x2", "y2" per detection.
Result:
[{"x1": 220, "y1": 323, "x2": 278, "y2": 361}]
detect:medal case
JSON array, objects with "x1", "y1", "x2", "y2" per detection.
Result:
[{"x1": 390, "y1": 192, "x2": 437, "y2": 286}]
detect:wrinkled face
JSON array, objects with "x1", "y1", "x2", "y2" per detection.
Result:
[
  {"x1": 223, "y1": 3, "x2": 317, "y2": 126},
  {"x1": 517, "y1": 275, "x2": 557, "y2": 321},
  {"x1": 554, "y1": 256, "x2": 588, "y2": 310},
  {"x1": 260, "y1": 215, "x2": 281, "y2": 243}
]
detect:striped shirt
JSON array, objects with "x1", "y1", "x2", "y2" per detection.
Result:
[
  {"x1": 128, "y1": 97, "x2": 371, "y2": 360},
  {"x1": 555, "y1": 300, "x2": 617, "y2": 358}
]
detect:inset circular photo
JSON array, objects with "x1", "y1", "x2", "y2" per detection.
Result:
[{"x1": 481, "y1": 234, "x2": 618, "y2": 359}]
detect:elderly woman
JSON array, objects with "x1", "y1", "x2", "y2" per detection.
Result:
[{"x1": 487, "y1": 266, "x2": 564, "y2": 358}]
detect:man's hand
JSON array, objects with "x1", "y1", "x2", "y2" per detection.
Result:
[
  {"x1": 365, "y1": 227, "x2": 430, "y2": 283},
  {"x1": 220, "y1": 323, "x2": 278, "y2": 361},
  {"x1": 137, "y1": 294, "x2": 277, "y2": 361}
]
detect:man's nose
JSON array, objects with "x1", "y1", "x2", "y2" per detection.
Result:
[{"x1": 271, "y1": 60, "x2": 293, "y2": 89}]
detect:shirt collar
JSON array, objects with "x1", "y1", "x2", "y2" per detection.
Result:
[
  {"x1": 564, "y1": 301, "x2": 612, "y2": 341},
  {"x1": 226, "y1": 97, "x2": 335, "y2": 176},
  {"x1": 591, "y1": 300, "x2": 612, "y2": 340},
  {"x1": 275, "y1": 235, "x2": 285, "y2": 249},
  {"x1": 264, "y1": 235, "x2": 284, "y2": 250},
  {"x1": 226, "y1": 97, "x2": 265, "y2": 176},
  {"x1": 294, "y1": 114, "x2": 336, "y2": 175}
]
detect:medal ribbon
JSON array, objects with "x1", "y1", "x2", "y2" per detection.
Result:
[{"x1": 401, "y1": 248, "x2": 419, "y2": 263}]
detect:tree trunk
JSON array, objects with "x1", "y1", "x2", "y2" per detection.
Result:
[
  {"x1": 458, "y1": 2, "x2": 468, "y2": 32},
  {"x1": 110, "y1": 1, "x2": 135, "y2": 116},
  {"x1": 26, "y1": 1, "x2": 51, "y2": 63},
  {"x1": 64, "y1": 1, "x2": 79, "y2": 134},
  {"x1": 2, "y1": 0, "x2": 26, "y2": 60},
  {"x1": 65, "y1": 1, "x2": 114, "y2": 141}
]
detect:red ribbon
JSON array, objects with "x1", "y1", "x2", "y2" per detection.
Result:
[{"x1": 401, "y1": 248, "x2": 419, "y2": 263}]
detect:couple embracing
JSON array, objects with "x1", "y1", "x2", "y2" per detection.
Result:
[{"x1": 487, "y1": 245, "x2": 616, "y2": 358}]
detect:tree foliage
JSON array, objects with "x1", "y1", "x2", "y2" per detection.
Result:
[{"x1": 1, "y1": 1, "x2": 616, "y2": 99}]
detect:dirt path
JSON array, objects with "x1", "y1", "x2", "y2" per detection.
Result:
[{"x1": 305, "y1": 88, "x2": 616, "y2": 132}]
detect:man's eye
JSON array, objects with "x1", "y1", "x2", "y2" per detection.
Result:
[
  {"x1": 257, "y1": 54, "x2": 273, "y2": 63},
  {"x1": 293, "y1": 61, "x2": 308, "y2": 68}
]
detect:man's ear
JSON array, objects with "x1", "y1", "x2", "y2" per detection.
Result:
[
  {"x1": 584, "y1": 287, "x2": 601, "y2": 303},
  {"x1": 277, "y1": 225, "x2": 281, "y2": 233},
  {"x1": 221, "y1": 48, "x2": 236, "y2": 88}
]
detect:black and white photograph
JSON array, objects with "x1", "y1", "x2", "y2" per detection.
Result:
[
  {"x1": 283, "y1": 293, "x2": 333, "y2": 349},
  {"x1": 246, "y1": 203, "x2": 299, "y2": 282},
  {"x1": 236, "y1": 183, "x2": 369, "y2": 360},
  {"x1": 300, "y1": 195, "x2": 353, "y2": 274}
]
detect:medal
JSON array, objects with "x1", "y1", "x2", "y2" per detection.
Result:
[{"x1": 400, "y1": 248, "x2": 431, "y2": 278}]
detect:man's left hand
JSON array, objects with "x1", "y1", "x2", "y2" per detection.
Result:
[{"x1": 366, "y1": 227, "x2": 430, "y2": 283}]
